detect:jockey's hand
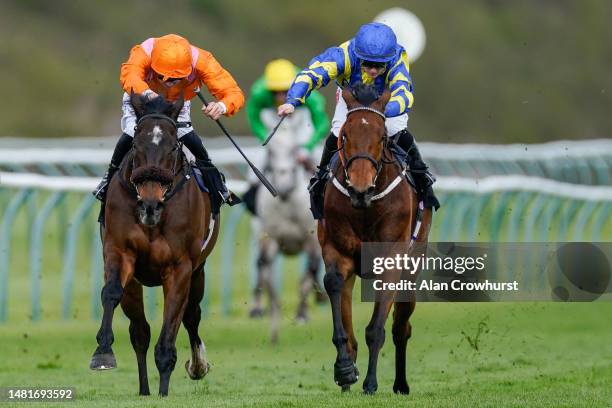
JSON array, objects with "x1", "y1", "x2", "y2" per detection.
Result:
[
  {"x1": 277, "y1": 103, "x2": 295, "y2": 117},
  {"x1": 202, "y1": 101, "x2": 227, "y2": 120},
  {"x1": 142, "y1": 89, "x2": 159, "y2": 100}
]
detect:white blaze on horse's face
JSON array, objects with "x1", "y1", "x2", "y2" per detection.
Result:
[
  {"x1": 361, "y1": 117, "x2": 369, "y2": 126},
  {"x1": 150, "y1": 126, "x2": 163, "y2": 146}
]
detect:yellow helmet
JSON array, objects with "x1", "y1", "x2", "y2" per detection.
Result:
[{"x1": 264, "y1": 59, "x2": 296, "y2": 91}]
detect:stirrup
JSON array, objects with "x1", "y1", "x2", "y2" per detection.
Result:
[
  {"x1": 93, "y1": 181, "x2": 108, "y2": 201},
  {"x1": 93, "y1": 164, "x2": 119, "y2": 201},
  {"x1": 224, "y1": 190, "x2": 242, "y2": 206},
  {"x1": 93, "y1": 172, "x2": 111, "y2": 201},
  {"x1": 308, "y1": 166, "x2": 329, "y2": 191}
]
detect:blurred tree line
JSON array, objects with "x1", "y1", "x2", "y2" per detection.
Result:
[{"x1": 1, "y1": 0, "x2": 611, "y2": 143}]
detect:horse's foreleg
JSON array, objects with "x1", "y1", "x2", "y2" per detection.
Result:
[
  {"x1": 362, "y1": 293, "x2": 394, "y2": 395},
  {"x1": 392, "y1": 301, "x2": 415, "y2": 395},
  {"x1": 260, "y1": 241, "x2": 280, "y2": 344},
  {"x1": 250, "y1": 240, "x2": 270, "y2": 318},
  {"x1": 323, "y1": 251, "x2": 358, "y2": 389},
  {"x1": 90, "y1": 251, "x2": 134, "y2": 370},
  {"x1": 182, "y1": 264, "x2": 210, "y2": 380},
  {"x1": 156, "y1": 260, "x2": 192, "y2": 396},
  {"x1": 341, "y1": 274, "x2": 358, "y2": 363},
  {"x1": 296, "y1": 249, "x2": 318, "y2": 323},
  {"x1": 120, "y1": 280, "x2": 151, "y2": 395}
]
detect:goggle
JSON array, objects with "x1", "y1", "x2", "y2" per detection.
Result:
[
  {"x1": 157, "y1": 74, "x2": 183, "y2": 83},
  {"x1": 361, "y1": 60, "x2": 386, "y2": 69}
]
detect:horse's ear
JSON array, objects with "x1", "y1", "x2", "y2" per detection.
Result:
[
  {"x1": 166, "y1": 96, "x2": 184, "y2": 121},
  {"x1": 374, "y1": 89, "x2": 392, "y2": 111},
  {"x1": 342, "y1": 87, "x2": 358, "y2": 109},
  {"x1": 130, "y1": 92, "x2": 147, "y2": 118}
]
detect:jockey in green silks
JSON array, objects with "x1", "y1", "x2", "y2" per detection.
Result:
[{"x1": 243, "y1": 59, "x2": 330, "y2": 214}]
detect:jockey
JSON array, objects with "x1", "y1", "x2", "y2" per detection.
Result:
[
  {"x1": 243, "y1": 58, "x2": 329, "y2": 214},
  {"x1": 93, "y1": 34, "x2": 245, "y2": 205},
  {"x1": 277, "y1": 22, "x2": 440, "y2": 214}
]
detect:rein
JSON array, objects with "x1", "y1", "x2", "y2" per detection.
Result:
[
  {"x1": 336, "y1": 106, "x2": 387, "y2": 186},
  {"x1": 120, "y1": 114, "x2": 193, "y2": 202},
  {"x1": 330, "y1": 103, "x2": 425, "y2": 246},
  {"x1": 135, "y1": 113, "x2": 192, "y2": 130}
]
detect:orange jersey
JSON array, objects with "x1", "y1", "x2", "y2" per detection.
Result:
[{"x1": 120, "y1": 36, "x2": 245, "y2": 116}]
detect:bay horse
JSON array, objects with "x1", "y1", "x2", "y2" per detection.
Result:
[
  {"x1": 319, "y1": 86, "x2": 432, "y2": 394},
  {"x1": 89, "y1": 94, "x2": 219, "y2": 396}
]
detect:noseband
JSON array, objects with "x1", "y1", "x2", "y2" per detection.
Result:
[{"x1": 337, "y1": 106, "x2": 387, "y2": 185}]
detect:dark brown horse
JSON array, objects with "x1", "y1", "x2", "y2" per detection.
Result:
[
  {"x1": 89, "y1": 94, "x2": 220, "y2": 396},
  {"x1": 319, "y1": 87, "x2": 432, "y2": 394}
]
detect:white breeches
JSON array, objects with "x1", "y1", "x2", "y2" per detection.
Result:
[
  {"x1": 330, "y1": 87, "x2": 408, "y2": 137},
  {"x1": 120, "y1": 92, "x2": 194, "y2": 138}
]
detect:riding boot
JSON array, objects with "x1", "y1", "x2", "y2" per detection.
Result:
[
  {"x1": 243, "y1": 183, "x2": 259, "y2": 215},
  {"x1": 93, "y1": 133, "x2": 133, "y2": 201},
  {"x1": 181, "y1": 131, "x2": 241, "y2": 213},
  {"x1": 394, "y1": 129, "x2": 440, "y2": 210},
  {"x1": 308, "y1": 132, "x2": 337, "y2": 219}
]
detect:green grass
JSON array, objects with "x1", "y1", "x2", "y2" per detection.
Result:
[
  {"x1": 0, "y1": 303, "x2": 611, "y2": 407},
  {"x1": 1, "y1": 192, "x2": 611, "y2": 406}
]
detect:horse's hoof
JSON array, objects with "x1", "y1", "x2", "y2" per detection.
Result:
[
  {"x1": 89, "y1": 352, "x2": 116, "y2": 370},
  {"x1": 393, "y1": 381, "x2": 410, "y2": 395},
  {"x1": 185, "y1": 360, "x2": 210, "y2": 380},
  {"x1": 294, "y1": 314, "x2": 308, "y2": 325},
  {"x1": 341, "y1": 384, "x2": 351, "y2": 392},
  {"x1": 363, "y1": 381, "x2": 377, "y2": 395},
  {"x1": 334, "y1": 360, "x2": 358, "y2": 387},
  {"x1": 249, "y1": 308, "x2": 264, "y2": 318}
]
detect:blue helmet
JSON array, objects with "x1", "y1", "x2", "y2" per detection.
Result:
[{"x1": 354, "y1": 22, "x2": 397, "y2": 63}]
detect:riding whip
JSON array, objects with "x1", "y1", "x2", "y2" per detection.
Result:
[
  {"x1": 262, "y1": 115, "x2": 286, "y2": 146},
  {"x1": 195, "y1": 89, "x2": 278, "y2": 197}
]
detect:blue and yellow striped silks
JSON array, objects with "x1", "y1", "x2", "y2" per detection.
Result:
[{"x1": 287, "y1": 39, "x2": 414, "y2": 117}]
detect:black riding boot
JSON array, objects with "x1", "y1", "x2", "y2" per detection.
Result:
[
  {"x1": 181, "y1": 131, "x2": 240, "y2": 214},
  {"x1": 395, "y1": 129, "x2": 440, "y2": 210},
  {"x1": 243, "y1": 183, "x2": 259, "y2": 215},
  {"x1": 93, "y1": 133, "x2": 133, "y2": 201},
  {"x1": 308, "y1": 132, "x2": 337, "y2": 219}
]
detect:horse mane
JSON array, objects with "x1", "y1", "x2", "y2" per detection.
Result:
[
  {"x1": 350, "y1": 83, "x2": 380, "y2": 107},
  {"x1": 139, "y1": 95, "x2": 174, "y2": 117}
]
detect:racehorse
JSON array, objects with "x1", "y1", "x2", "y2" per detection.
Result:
[
  {"x1": 89, "y1": 94, "x2": 219, "y2": 396},
  {"x1": 319, "y1": 85, "x2": 432, "y2": 394},
  {"x1": 250, "y1": 109, "x2": 324, "y2": 343}
]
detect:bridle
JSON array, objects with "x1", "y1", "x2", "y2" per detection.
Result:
[
  {"x1": 337, "y1": 106, "x2": 388, "y2": 187},
  {"x1": 129, "y1": 114, "x2": 191, "y2": 202}
]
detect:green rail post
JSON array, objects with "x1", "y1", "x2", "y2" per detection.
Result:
[
  {"x1": 30, "y1": 191, "x2": 66, "y2": 321},
  {"x1": 61, "y1": 194, "x2": 96, "y2": 319},
  {"x1": 506, "y1": 192, "x2": 533, "y2": 242},
  {"x1": 218, "y1": 205, "x2": 245, "y2": 316},
  {"x1": 91, "y1": 220, "x2": 103, "y2": 320},
  {"x1": 0, "y1": 189, "x2": 33, "y2": 322},
  {"x1": 591, "y1": 202, "x2": 611, "y2": 241}
]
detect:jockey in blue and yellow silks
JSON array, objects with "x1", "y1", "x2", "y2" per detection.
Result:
[{"x1": 277, "y1": 22, "x2": 439, "y2": 215}]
